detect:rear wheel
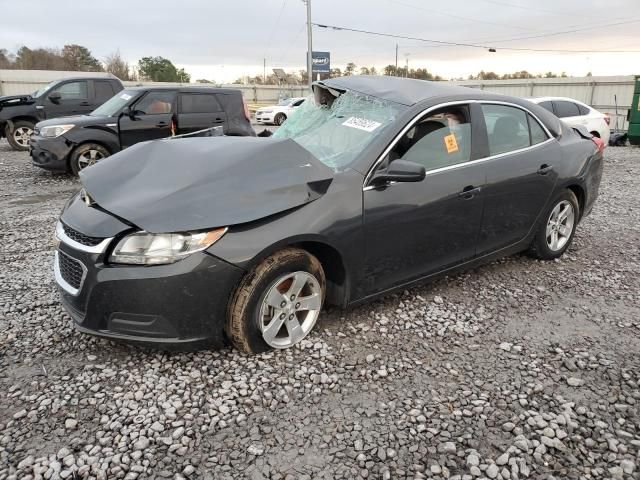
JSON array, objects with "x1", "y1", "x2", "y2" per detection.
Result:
[
  {"x1": 274, "y1": 113, "x2": 287, "y2": 126},
  {"x1": 6, "y1": 120, "x2": 35, "y2": 151},
  {"x1": 70, "y1": 143, "x2": 110, "y2": 175},
  {"x1": 227, "y1": 248, "x2": 325, "y2": 354},
  {"x1": 527, "y1": 190, "x2": 579, "y2": 260}
]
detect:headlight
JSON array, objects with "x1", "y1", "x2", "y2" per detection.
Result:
[
  {"x1": 40, "y1": 124, "x2": 75, "y2": 138},
  {"x1": 109, "y1": 228, "x2": 227, "y2": 265},
  {"x1": 261, "y1": 110, "x2": 273, "y2": 114}
]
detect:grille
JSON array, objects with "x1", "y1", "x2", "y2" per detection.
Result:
[
  {"x1": 62, "y1": 223, "x2": 104, "y2": 247},
  {"x1": 58, "y1": 251, "x2": 84, "y2": 289}
]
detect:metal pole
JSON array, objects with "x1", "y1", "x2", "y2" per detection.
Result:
[
  {"x1": 395, "y1": 44, "x2": 398, "y2": 76},
  {"x1": 263, "y1": 58, "x2": 266, "y2": 84},
  {"x1": 305, "y1": 0, "x2": 313, "y2": 91}
]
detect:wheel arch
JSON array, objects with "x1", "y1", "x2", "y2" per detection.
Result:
[
  {"x1": 566, "y1": 183, "x2": 585, "y2": 219},
  {"x1": 240, "y1": 236, "x2": 350, "y2": 308}
]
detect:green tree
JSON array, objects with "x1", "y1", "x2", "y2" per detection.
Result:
[
  {"x1": 360, "y1": 66, "x2": 370, "y2": 75},
  {"x1": 137, "y1": 56, "x2": 190, "y2": 82},
  {"x1": 384, "y1": 64, "x2": 398, "y2": 76},
  {"x1": 329, "y1": 68, "x2": 342, "y2": 78},
  {"x1": 62, "y1": 44, "x2": 103, "y2": 71}
]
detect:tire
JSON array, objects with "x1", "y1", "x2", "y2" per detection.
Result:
[
  {"x1": 6, "y1": 120, "x2": 35, "y2": 151},
  {"x1": 227, "y1": 248, "x2": 325, "y2": 354},
  {"x1": 527, "y1": 190, "x2": 579, "y2": 260},
  {"x1": 70, "y1": 143, "x2": 110, "y2": 176},
  {"x1": 274, "y1": 113, "x2": 287, "y2": 126}
]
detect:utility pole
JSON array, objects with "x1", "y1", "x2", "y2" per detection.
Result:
[
  {"x1": 405, "y1": 53, "x2": 410, "y2": 78},
  {"x1": 304, "y1": 0, "x2": 313, "y2": 90},
  {"x1": 395, "y1": 44, "x2": 398, "y2": 76},
  {"x1": 263, "y1": 58, "x2": 266, "y2": 83}
]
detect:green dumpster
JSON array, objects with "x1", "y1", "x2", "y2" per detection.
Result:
[{"x1": 629, "y1": 75, "x2": 640, "y2": 145}]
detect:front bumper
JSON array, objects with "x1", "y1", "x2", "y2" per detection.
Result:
[
  {"x1": 30, "y1": 135, "x2": 73, "y2": 172},
  {"x1": 54, "y1": 224, "x2": 245, "y2": 348},
  {"x1": 254, "y1": 112, "x2": 275, "y2": 124}
]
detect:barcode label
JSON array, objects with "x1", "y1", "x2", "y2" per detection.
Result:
[{"x1": 342, "y1": 116, "x2": 382, "y2": 132}]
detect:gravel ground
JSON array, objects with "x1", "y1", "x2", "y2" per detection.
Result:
[{"x1": 0, "y1": 140, "x2": 639, "y2": 480}]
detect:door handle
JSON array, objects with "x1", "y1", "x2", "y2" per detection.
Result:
[
  {"x1": 79, "y1": 101, "x2": 90, "y2": 106},
  {"x1": 538, "y1": 164, "x2": 553, "y2": 175},
  {"x1": 156, "y1": 121, "x2": 168, "y2": 127},
  {"x1": 458, "y1": 185, "x2": 481, "y2": 200}
]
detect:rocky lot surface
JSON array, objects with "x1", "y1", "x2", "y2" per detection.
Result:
[{"x1": 0, "y1": 139, "x2": 638, "y2": 480}]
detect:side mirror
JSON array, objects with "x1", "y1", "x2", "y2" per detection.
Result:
[
  {"x1": 371, "y1": 160, "x2": 426, "y2": 186},
  {"x1": 48, "y1": 91, "x2": 61, "y2": 104},
  {"x1": 122, "y1": 105, "x2": 136, "y2": 119}
]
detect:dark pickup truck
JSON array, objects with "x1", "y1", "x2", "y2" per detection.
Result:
[
  {"x1": 0, "y1": 76, "x2": 124, "y2": 150},
  {"x1": 30, "y1": 86, "x2": 256, "y2": 174}
]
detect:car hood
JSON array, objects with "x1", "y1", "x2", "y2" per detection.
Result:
[
  {"x1": 80, "y1": 136, "x2": 334, "y2": 233},
  {"x1": 37, "y1": 115, "x2": 113, "y2": 128},
  {"x1": 0, "y1": 94, "x2": 35, "y2": 109}
]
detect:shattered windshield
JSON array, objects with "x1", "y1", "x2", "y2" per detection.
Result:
[{"x1": 273, "y1": 90, "x2": 404, "y2": 170}]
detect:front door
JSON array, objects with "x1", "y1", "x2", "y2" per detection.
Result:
[
  {"x1": 177, "y1": 92, "x2": 226, "y2": 135},
  {"x1": 118, "y1": 90, "x2": 176, "y2": 148},
  {"x1": 361, "y1": 103, "x2": 485, "y2": 297},
  {"x1": 475, "y1": 103, "x2": 559, "y2": 254},
  {"x1": 45, "y1": 80, "x2": 91, "y2": 118}
]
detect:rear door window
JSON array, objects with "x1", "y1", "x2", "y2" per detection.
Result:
[
  {"x1": 179, "y1": 93, "x2": 223, "y2": 113},
  {"x1": 554, "y1": 101, "x2": 581, "y2": 118},
  {"x1": 482, "y1": 104, "x2": 530, "y2": 156},
  {"x1": 95, "y1": 81, "x2": 116, "y2": 104},
  {"x1": 538, "y1": 101, "x2": 554, "y2": 114},
  {"x1": 528, "y1": 114, "x2": 548, "y2": 145}
]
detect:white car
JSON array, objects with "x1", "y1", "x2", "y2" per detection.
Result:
[
  {"x1": 528, "y1": 97, "x2": 610, "y2": 146},
  {"x1": 255, "y1": 97, "x2": 306, "y2": 126}
]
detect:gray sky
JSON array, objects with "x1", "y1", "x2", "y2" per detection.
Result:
[{"x1": 2, "y1": 0, "x2": 640, "y2": 82}]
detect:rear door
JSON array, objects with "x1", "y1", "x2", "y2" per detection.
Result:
[
  {"x1": 176, "y1": 92, "x2": 226, "y2": 135},
  {"x1": 475, "y1": 103, "x2": 559, "y2": 254},
  {"x1": 44, "y1": 80, "x2": 91, "y2": 118},
  {"x1": 118, "y1": 90, "x2": 176, "y2": 148}
]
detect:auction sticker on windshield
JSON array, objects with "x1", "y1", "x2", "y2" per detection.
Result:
[{"x1": 342, "y1": 117, "x2": 382, "y2": 132}]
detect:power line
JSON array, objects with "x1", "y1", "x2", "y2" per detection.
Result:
[
  {"x1": 385, "y1": 0, "x2": 537, "y2": 31},
  {"x1": 476, "y1": 0, "x2": 602, "y2": 19},
  {"x1": 264, "y1": 0, "x2": 288, "y2": 58},
  {"x1": 313, "y1": 22, "x2": 640, "y2": 53}
]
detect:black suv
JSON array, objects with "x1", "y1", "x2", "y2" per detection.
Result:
[
  {"x1": 30, "y1": 86, "x2": 255, "y2": 175},
  {"x1": 0, "y1": 76, "x2": 124, "y2": 151}
]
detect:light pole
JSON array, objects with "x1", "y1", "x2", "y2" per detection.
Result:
[{"x1": 303, "y1": 0, "x2": 313, "y2": 90}]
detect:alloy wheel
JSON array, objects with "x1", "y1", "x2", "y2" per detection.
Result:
[
  {"x1": 546, "y1": 200, "x2": 575, "y2": 251},
  {"x1": 77, "y1": 149, "x2": 105, "y2": 170},
  {"x1": 13, "y1": 127, "x2": 33, "y2": 148},
  {"x1": 259, "y1": 271, "x2": 322, "y2": 349}
]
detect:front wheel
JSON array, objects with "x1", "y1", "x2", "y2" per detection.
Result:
[
  {"x1": 70, "y1": 143, "x2": 110, "y2": 175},
  {"x1": 527, "y1": 190, "x2": 579, "y2": 260},
  {"x1": 274, "y1": 113, "x2": 287, "y2": 126},
  {"x1": 227, "y1": 248, "x2": 325, "y2": 354},
  {"x1": 6, "y1": 120, "x2": 35, "y2": 151}
]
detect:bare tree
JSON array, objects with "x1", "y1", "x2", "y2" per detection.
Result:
[{"x1": 105, "y1": 50, "x2": 130, "y2": 80}]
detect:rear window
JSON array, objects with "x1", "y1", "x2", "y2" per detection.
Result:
[
  {"x1": 554, "y1": 101, "x2": 581, "y2": 118},
  {"x1": 179, "y1": 93, "x2": 223, "y2": 114}
]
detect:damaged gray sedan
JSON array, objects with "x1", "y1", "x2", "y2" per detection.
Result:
[{"x1": 54, "y1": 76, "x2": 603, "y2": 353}]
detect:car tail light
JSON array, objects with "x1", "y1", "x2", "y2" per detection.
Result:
[
  {"x1": 242, "y1": 97, "x2": 251, "y2": 122},
  {"x1": 603, "y1": 113, "x2": 610, "y2": 126},
  {"x1": 591, "y1": 135, "x2": 605, "y2": 154}
]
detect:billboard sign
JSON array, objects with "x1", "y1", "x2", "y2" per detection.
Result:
[{"x1": 311, "y1": 51, "x2": 331, "y2": 73}]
